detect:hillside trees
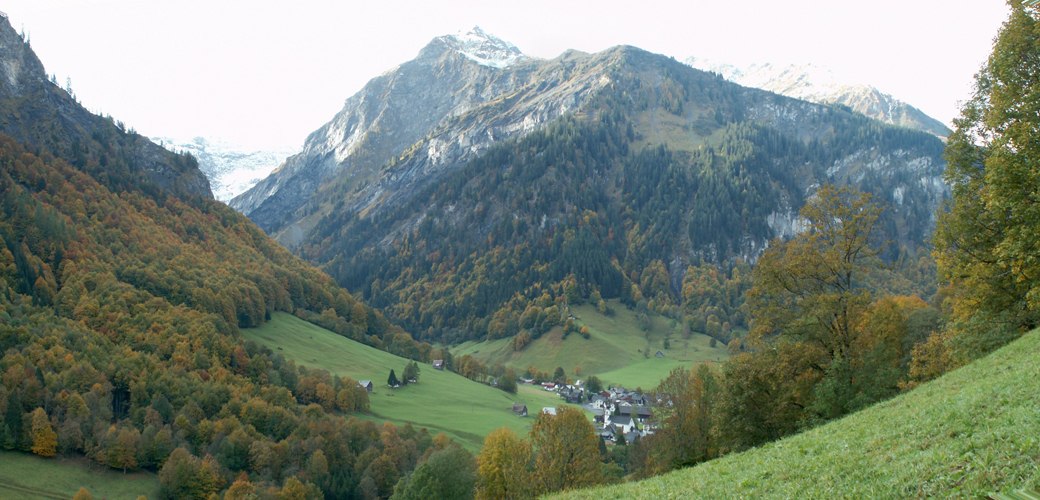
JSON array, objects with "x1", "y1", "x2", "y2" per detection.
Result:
[
  {"x1": 475, "y1": 408, "x2": 604, "y2": 499},
  {"x1": 932, "y1": 0, "x2": 1040, "y2": 366},
  {"x1": 0, "y1": 134, "x2": 454, "y2": 498}
]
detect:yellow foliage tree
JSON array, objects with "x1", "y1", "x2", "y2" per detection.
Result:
[
  {"x1": 30, "y1": 408, "x2": 57, "y2": 457},
  {"x1": 529, "y1": 406, "x2": 602, "y2": 494},
  {"x1": 476, "y1": 427, "x2": 534, "y2": 500}
]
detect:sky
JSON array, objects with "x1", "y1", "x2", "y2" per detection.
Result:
[{"x1": 3, "y1": 0, "x2": 1010, "y2": 151}]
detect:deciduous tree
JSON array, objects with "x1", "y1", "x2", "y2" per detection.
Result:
[
  {"x1": 476, "y1": 427, "x2": 534, "y2": 500},
  {"x1": 529, "y1": 406, "x2": 602, "y2": 494},
  {"x1": 933, "y1": 0, "x2": 1040, "y2": 363}
]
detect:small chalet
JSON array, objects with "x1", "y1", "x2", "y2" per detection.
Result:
[
  {"x1": 432, "y1": 360, "x2": 444, "y2": 370},
  {"x1": 541, "y1": 382, "x2": 557, "y2": 391},
  {"x1": 358, "y1": 380, "x2": 373, "y2": 392},
  {"x1": 610, "y1": 415, "x2": 635, "y2": 434},
  {"x1": 512, "y1": 403, "x2": 528, "y2": 417},
  {"x1": 655, "y1": 350, "x2": 664, "y2": 358}
]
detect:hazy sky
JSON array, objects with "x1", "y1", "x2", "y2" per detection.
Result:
[{"x1": 4, "y1": 0, "x2": 1010, "y2": 150}]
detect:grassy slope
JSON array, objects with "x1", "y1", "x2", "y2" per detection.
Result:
[
  {"x1": 454, "y1": 300, "x2": 730, "y2": 390},
  {"x1": 0, "y1": 450, "x2": 159, "y2": 500},
  {"x1": 550, "y1": 329, "x2": 1040, "y2": 500},
  {"x1": 242, "y1": 313, "x2": 579, "y2": 450}
]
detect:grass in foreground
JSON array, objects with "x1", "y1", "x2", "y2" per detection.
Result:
[
  {"x1": 550, "y1": 329, "x2": 1040, "y2": 500},
  {"x1": 242, "y1": 313, "x2": 579, "y2": 450},
  {"x1": 0, "y1": 450, "x2": 158, "y2": 500},
  {"x1": 454, "y1": 300, "x2": 729, "y2": 390}
]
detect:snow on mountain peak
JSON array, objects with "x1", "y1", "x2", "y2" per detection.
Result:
[
  {"x1": 684, "y1": 56, "x2": 950, "y2": 138},
  {"x1": 440, "y1": 26, "x2": 525, "y2": 68}
]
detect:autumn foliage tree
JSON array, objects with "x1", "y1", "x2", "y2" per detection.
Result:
[
  {"x1": 30, "y1": 408, "x2": 57, "y2": 457},
  {"x1": 932, "y1": 0, "x2": 1040, "y2": 366},
  {"x1": 476, "y1": 427, "x2": 534, "y2": 500},
  {"x1": 529, "y1": 406, "x2": 603, "y2": 494}
]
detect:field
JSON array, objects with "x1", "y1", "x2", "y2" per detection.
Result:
[
  {"x1": 551, "y1": 328, "x2": 1040, "y2": 500},
  {"x1": 454, "y1": 300, "x2": 730, "y2": 390},
  {"x1": 0, "y1": 450, "x2": 159, "y2": 500},
  {"x1": 242, "y1": 313, "x2": 581, "y2": 450}
]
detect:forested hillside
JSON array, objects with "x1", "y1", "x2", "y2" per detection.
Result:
[
  {"x1": 0, "y1": 130, "x2": 463, "y2": 497},
  {"x1": 295, "y1": 49, "x2": 944, "y2": 346}
]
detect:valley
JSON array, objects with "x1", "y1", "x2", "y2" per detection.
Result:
[
  {"x1": 241, "y1": 313, "x2": 582, "y2": 450},
  {"x1": 454, "y1": 300, "x2": 731, "y2": 390},
  {"x1": 0, "y1": 3, "x2": 1035, "y2": 499}
]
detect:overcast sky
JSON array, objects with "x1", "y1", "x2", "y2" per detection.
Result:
[{"x1": 4, "y1": 0, "x2": 1010, "y2": 151}]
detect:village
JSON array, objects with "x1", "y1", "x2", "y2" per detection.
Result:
[{"x1": 510, "y1": 378, "x2": 657, "y2": 446}]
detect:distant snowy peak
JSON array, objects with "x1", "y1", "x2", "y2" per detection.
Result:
[
  {"x1": 440, "y1": 26, "x2": 526, "y2": 68},
  {"x1": 685, "y1": 57, "x2": 951, "y2": 138},
  {"x1": 154, "y1": 136, "x2": 297, "y2": 203}
]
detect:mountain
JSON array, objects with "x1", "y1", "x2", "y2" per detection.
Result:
[
  {"x1": 0, "y1": 14, "x2": 452, "y2": 499},
  {"x1": 0, "y1": 17, "x2": 212, "y2": 199},
  {"x1": 230, "y1": 26, "x2": 609, "y2": 243},
  {"x1": 153, "y1": 136, "x2": 296, "y2": 202},
  {"x1": 685, "y1": 58, "x2": 952, "y2": 138},
  {"x1": 235, "y1": 29, "x2": 946, "y2": 345}
]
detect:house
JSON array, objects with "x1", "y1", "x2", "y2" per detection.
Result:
[
  {"x1": 655, "y1": 350, "x2": 664, "y2": 358},
  {"x1": 512, "y1": 403, "x2": 528, "y2": 417},
  {"x1": 520, "y1": 378, "x2": 535, "y2": 385},
  {"x1": 609, "y1": 415, "x2": 634, "y2": 434},
  {"x1": 432, "y1": 360, "x2": 444, "y2": 370},
  {"x1": 618, "y1": 405, "x2": 653, "y2": 421},
  {"x1": 358, "y1": 380, "x2": 373, "y2": 392},
  {"x1": 541, "y1": 382, "x2": 557, "y2": 391},
  {"x1": 589, "y1": 395, "x2": 607, "y2": 409},
  {"x1": 559, "y1": 387, "x2": 582, "y2": 404},
  {"x1": 541, "y1": 407, "x2": 557, "y2": 416},
  {"x1": 624, "y1": 431, "x2": 640, "y2": 445}
]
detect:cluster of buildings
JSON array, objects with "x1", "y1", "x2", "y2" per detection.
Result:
[
  {"x1": 510, "y1": 382, "x2": 657, "y2": 445},
  {"x1": 587, "y1": 386, "x2": 655, "y2": 444}
]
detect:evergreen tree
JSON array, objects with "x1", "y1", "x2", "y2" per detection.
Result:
[{"x1": 388, "y1": 369, "x2": 399, "y2": 388}]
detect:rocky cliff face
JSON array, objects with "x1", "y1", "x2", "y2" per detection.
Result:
[
  {"x1": 686, "y1": 58, "x2": 951, "y2": 139},
  {"x1": 0, "y1": 17, "x2": 212, "y2": 199},
  {"x1": 231, "y1": 27, "x2": 615, "y2": 243}
]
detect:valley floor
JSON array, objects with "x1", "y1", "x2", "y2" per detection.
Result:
[
  {"x1": 242, "y1": 313, "x2": 583, "y2": 450},
  {"x1": 454, "y1": 300, "x2": 731, "y2": 390}
]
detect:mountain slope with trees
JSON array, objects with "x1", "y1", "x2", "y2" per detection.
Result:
[
  {"x1": 0, "y1": 16, "x2": 462, "y2": 498},
  {"x1": 284, "y1": 43, "x2": 945, "y2": 347},
  {"x1": 0, "y1": 17, "x2": 211, "y2": 200}
]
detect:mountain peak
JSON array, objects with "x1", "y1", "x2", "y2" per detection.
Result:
[{"x1": 439, "y1": 26, "x2": 525, "y2": 68}]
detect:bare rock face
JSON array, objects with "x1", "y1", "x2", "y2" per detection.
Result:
[
  {"x1": 231, "y1": 27, "x2": 617, "y2": 240},
  {"x1": 0, "y1": 16, "x2": 212, "y2": 199},
  {"x1": 686, "y1": 58, "x2": 951, "y2": 138}
]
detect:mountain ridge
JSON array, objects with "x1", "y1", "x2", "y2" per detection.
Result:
[
  {"x1": 0, "y1": 17, "x2": 212, "y2": 199},
  {"x1": 685, "y1": 58, "x2": 952, "y2": 138}
]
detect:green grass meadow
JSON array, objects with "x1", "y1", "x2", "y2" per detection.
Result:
[
  {"x1": 454, "y1": 300, "x2": 730, "y2": 390},
  {"x1": 551, "y1": 328, "x2": 1040, "y2": 500},
  {"x1": 242, "y1": 313, "x2": 580, "y2": 450},
  {"x1": 0, "y1": 450, "x2": 159, "y2": 500}
]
